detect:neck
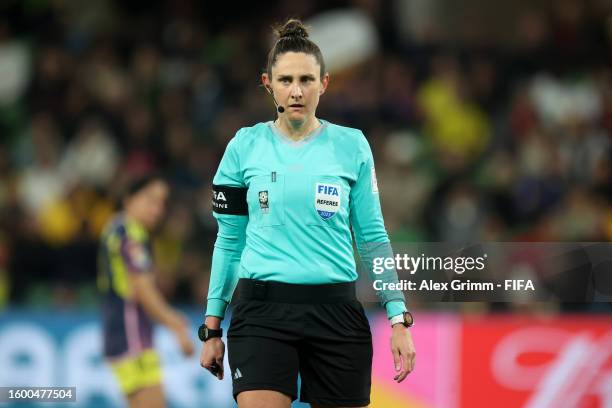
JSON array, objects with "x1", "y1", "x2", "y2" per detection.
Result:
[{"x1": 275, "y1": 116, "x2": 320, "y2": 141}]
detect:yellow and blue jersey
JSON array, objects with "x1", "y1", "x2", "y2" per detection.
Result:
[{"x1": 98, "y1": 214, "x2": 154, "y2": 359}]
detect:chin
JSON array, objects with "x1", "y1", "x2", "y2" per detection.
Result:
[{"x1": 287, "y1": 112, "x2": 306, "y2": 122}]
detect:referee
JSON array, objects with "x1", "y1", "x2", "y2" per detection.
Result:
[{"x1": 200, "y1": 19, "x2": 415, "y2": 408}]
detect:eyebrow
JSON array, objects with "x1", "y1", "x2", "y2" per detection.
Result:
[{"x1": 276, "y1": 74, "x2": 316, "y2": 81}]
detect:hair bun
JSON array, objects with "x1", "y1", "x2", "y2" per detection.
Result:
[{"x1": 277, "y1": 19, "x2": 309, "y2": 40}]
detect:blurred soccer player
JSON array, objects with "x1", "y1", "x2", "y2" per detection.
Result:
[{"x1": 98, "y1": 174, "x2": 194, "y2": 408}]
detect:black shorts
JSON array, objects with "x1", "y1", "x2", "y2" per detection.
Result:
[{"x1": 228, "y1": 278, "x2": 372, "y2": 407}]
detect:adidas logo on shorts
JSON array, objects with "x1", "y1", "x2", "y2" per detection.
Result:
[{"x1": 233, "y1": 368, "x2": 243, "y2": 380}]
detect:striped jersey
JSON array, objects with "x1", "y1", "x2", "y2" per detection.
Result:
[{"x1": 98, "y1": 214, "x2": 154, "y2": 358}]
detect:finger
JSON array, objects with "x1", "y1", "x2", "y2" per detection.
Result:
[
  {"x1": 408, "y1": 351, "x2": 416, "y2": 373},
  {"x1": 200, "y1": 356, "x2": 211, "y2": 368},
  {"x1": 396, "y1": 354, "x2": 410, "y2": 383},
  {"x1": 209, "y1": 364, "x2": 219, "y2": 377},
  {"x1": 392, "y1": 348, "x2": 401, "y2": 372},
  {"x1": 392, "y1": 350, "x2": 403, "y2": 381},
  {"x1": 397, "y1": 368, "x2": 409, "y2": 382},
  {"x1": 201, "y1": 355, "x2": 216, "y2": 370},
  {"x1": 215, "y1": 357, "x2": 224, "y2": 380}
]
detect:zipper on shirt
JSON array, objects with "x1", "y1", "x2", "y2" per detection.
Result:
[{"x1": 271, "y1": 171, "x2": 277, "y2": 182}]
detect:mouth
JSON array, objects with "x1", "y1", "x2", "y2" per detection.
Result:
[{"x1": 288, "y1": 104, "x2": 304, "y2": 109}]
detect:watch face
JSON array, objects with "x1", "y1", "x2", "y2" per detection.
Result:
[
  {"x1": 198, "y1": 325, "x2": 207, "y2": 341},
  {"x1": 404, "y1": 312, "x2": 414, "y2": 326}
]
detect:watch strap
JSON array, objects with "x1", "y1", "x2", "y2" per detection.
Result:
[
  {"x1": 198, "y1": 324, "x2": 223, "y2": 341},
  {"x1": 389, "y1": 314, "x2": 404, "y2": 326}
]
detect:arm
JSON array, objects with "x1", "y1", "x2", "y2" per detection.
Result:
[
  {"x1": 205, "y1": 213, "x2": 248, "y2": 325},
  {"x1": 204, "y1": 132, "x2": 249, "y2": 321},
  {"x1": 349, "y1": 134, "x2": 416, "y2": 381},
  {"x1": 121, "y1": 233, "x2": 194, "y2": 356},
  {"x1": 131, "y1": 273, "x2": 186, "y2": 331},
  {"x1": 201, "y1": 132, "x2": 248, "y2": 380},
  {"x1": 349, "y1": 134, "x2": 408, "y2": 319}
]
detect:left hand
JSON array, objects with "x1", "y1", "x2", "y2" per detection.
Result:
[{"x1": 390, "y1": 325, "x2": 416, "y2": 383}]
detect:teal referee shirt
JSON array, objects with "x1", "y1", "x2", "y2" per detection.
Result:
[{"x1": 206, "y1": 120, "x2": 407, "y2": 319}]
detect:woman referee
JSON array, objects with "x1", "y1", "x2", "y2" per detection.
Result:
[{"x1": 200, "y1": 19, "x2": 416, "y2": 408}]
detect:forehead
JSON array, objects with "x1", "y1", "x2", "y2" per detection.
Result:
[
  {"x1": 272, "y1": 52, "x2": 320, "y2": 77},
  {"x1": 140, "y1": 180, "x2": 169, "y2": 197}
]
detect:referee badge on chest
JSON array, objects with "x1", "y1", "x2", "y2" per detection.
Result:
[
  {"x1": 258, "y1": 190, "x2": 269, "y2": 214},
  {"x1": 315, "y1": 183, "x2": 341, "y2": 220}
]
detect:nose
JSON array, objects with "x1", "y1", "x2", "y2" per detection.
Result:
[{"x1": 290, "y1": 83, "x2": 303, "y2": 100}]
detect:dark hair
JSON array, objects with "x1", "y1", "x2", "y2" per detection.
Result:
[
  {"x1": 266, "y1": 19, "x2": 326, "y2": 79},
  {"x1": 121, "y1": 172, "x2": 167, "y2": 207}
]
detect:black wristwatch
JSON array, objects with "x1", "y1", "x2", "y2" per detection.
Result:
[
  {"x1": 391, "y1": 311, "x2": 414, "y2": 328},
  {"x1": 401, "y1": 311, "x2": 414, "y2": 327},
  {"x1": 198, "y1": 324, "x2": 223, "y2": 342}
]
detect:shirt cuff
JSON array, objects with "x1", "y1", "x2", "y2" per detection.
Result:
[
  {"x1": 389, "y1": 314, "x2": 405, "y2": 326},
  {"x1": 385, "y1": 300, "x2": 407, "y2": 319},
  {"x1": 205, "y1": 298, "x2": 228, "y2": 319}
]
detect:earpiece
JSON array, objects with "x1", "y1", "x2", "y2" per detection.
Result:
[{"x1": 265, "y1": 86, "x2": 285, "y2": 113}]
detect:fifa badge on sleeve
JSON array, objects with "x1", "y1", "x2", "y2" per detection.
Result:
[{"x1": 259, "y1": 190, "x2": 269, "y2": 214}]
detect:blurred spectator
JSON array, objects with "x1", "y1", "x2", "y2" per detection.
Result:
[
  {"x1": 0, "y1": 0, "x2": 610, "y2": 312},
  {"x1": 0, "y1": 21, "x2": 30, "y2": 108},
  {"x1": 15, "y1": 113, "x2": 67, "y2": 216},
  {"x1": 417, "y1": 54, "x2": 491, "y2": 171},
  {"x1": 60, "y1": 118, "x2": 119, "y2": 188},
  {"x1": 0, "y1": 232, "x2": 8, "y2": 309}
]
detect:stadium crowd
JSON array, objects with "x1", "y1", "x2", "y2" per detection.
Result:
[{"x1": 0, "y1": 0, "x2": 610, "y2": 310}]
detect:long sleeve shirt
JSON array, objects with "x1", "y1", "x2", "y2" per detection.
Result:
[{"x1": 206, "y1": 120, "x2": 407, "y2": 319}]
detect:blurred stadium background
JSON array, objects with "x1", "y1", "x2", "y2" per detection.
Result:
[{"x1": 0, "y1": 0, "x2": 611, "y2": 407}]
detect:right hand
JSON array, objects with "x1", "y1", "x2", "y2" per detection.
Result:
[{"x1": 200, "y1": 338, "x2": 226, "y2": 380}]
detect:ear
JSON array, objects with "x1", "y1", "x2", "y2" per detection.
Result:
[
  {"x1": 261, "y1": 73, "x2": 271, "y2": 93},
  {"x1": 319, "y1": 73, "x2": 330, "y2": 96}
]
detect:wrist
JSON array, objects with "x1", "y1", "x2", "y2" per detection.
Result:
[
  {"x1": 389, "y1": 311, "x2": 414, "y2": 328},
  {"x1": 205, "y1": 336, "x2": 223, "y2": 343},
  {"x1": 204, "y1": 316, "x2": 222, "y2": 330}
]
